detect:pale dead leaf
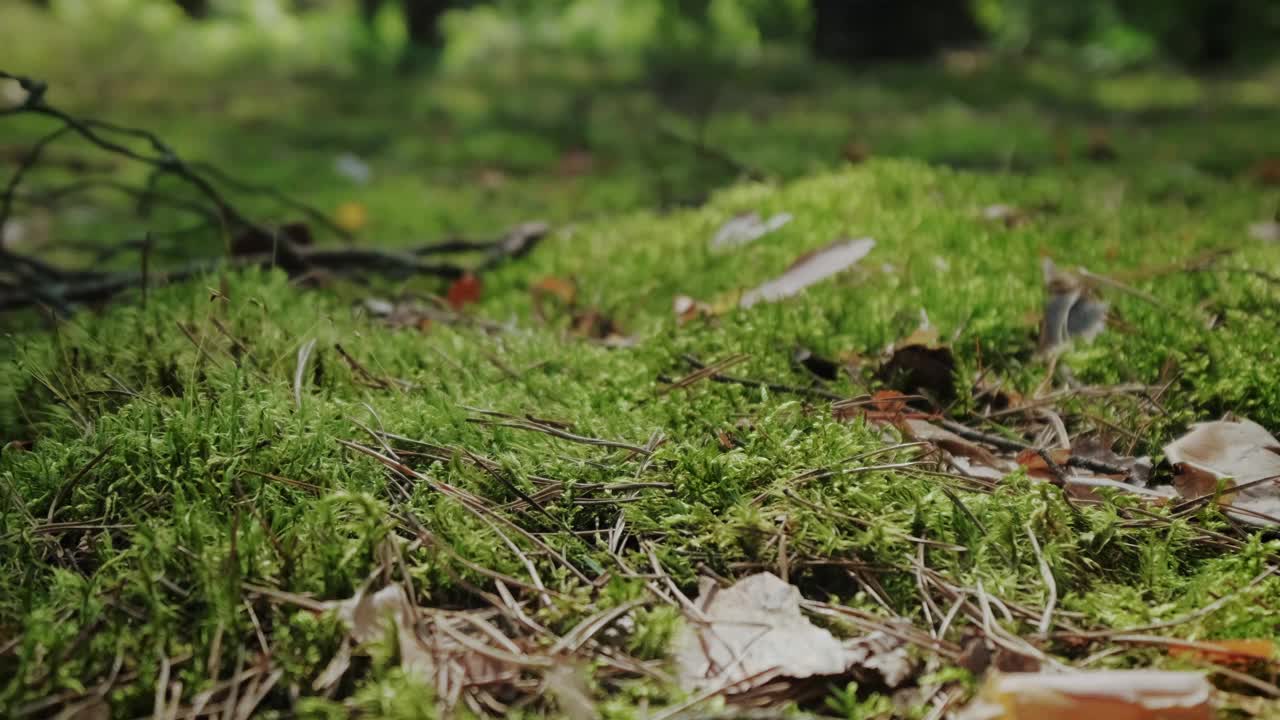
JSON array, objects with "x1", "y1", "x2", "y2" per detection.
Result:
[
  {"x1": 545, "y1": 664, "x2": 600, "y2": 720},
  {"x1": 335, "y1": 583, "x2": 414, "y2": 645},
  {"x1": 740, "y1": 237, "x2": 875, "y2": 308},
  {"x1": 958, "y1": 670, "x2": 1212, "y2": 720},
  {"x1": 1248, "y1": 220, "x2": 1280, "y2": 243},
  {"x1": 1164, "y1": 418, "x2": 1280, "y2": 526},
  {"x1": 328, "y1": 582, "x2": 537, "y2": 704},
  {"x1": 1039, "y1": 259, "x2": 1107, "y2": 351},
  {"x1": 333, "y1": 153, "x2": 371, "y2": 185},
  {"x1": 711, "y1": 212, "x2": 792, "y2": 250},
  {"x1": 674, "y1": 572, "x2": 908, "y2": 693}
]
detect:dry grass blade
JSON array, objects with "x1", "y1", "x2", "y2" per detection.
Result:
[
  {"x1": 1025, "y1": 523, "x2": 1057, "y2": 635},
  {"x1": 293, "y1": 338, "x2": 316, "y2": 409}
]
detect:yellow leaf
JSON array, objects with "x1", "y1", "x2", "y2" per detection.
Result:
[{"x1": 334, "y1": 201, "x2": 368, "y2": 233}]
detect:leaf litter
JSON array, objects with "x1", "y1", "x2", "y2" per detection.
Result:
[
  {"x1": 673, "y1": 572, "x2": 911, "y2": 695},
  {"x1": 739, "y1": 236, "x2": 876, "y2": 307},
  {"x1": 1039, "y1": 258, "x2": 1108, "y2": 352},
  {"x1": 710, "y1": 211, "x2": 792, "y2": 250},
  {"x1": 1164, "y1": 417, "x2": 1280, "y2": 526}
]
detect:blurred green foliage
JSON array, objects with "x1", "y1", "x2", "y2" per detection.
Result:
[{"x1": 16, "y1": 0, "x2": 1279, "y2": 72}]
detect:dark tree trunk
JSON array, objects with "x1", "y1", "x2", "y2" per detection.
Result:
[
  {"x1": 173, "y1": 0, "x2": 209, "y2": 19},
  {"x1": 403, "y1": 0, "x2": 452, "y2": 48},
  {"x1": 811, "y1": 0, "x2": 983, "y2": 63}
]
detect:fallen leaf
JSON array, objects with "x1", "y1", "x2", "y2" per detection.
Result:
[
  {"x1": 359, "y1": 297, "x2": 434, "y2": 332},
  {"x1": 571, "y1": 309, "x2": 635, "y2": 347},
  {"x1": 1163, "y1": 417, "x2": 1280, "y2": 526},
  {"x1": 900, "y1": 418, "x2": 1005, "y2": 469},
  {"x1": 446, "y1": 272, "x2": 483, "y2": 310},
  {"x1": 532, "y1": 276, "x2": 577, "y2": 306},
  {"x1": 1168, "y1": 639, "x2": 1276, "y2": 667},
  {"x1": 334, "y1": 201, "x2": 368, "y2": 233},
  {"x1": 329, "y1": 583, "x2": 534, "y2": 707},
  {"x1": 842, "y1": 140, "x2": 871, "y2": 164},
  {"x1": 878, "y1": 343, "x2": 956, "y2": 406},
  {"x1": 478, "y1": 168, "x2": 508, "y2": 189},
  {"x1": 1250, "y1": 157, "x2": 1280, "y2": 186},
  {"x1": 333, "y1": 152, "x2": 372, "y2": 184},
  {"x1": 710, "y1": 211, "x2": 792, "y2": 250},
  {"x1": 1016, "y1": 447, "x2": 1073, "y2": 480},
  {"x1": 982, "y1": 204, "x2": 1029, "y2": 228},
  {"x1": 740, "y1": 237, "x2": 875, "y2": 308},
  {"x1": 673, "y1": 294, "x2": 713, "y2": 325},
  {"x1": 673, "y1": 573, "x2": 910, "y2": 694},
  {"x1": 1248, "y1": 220, "x2": 1280, "y2": 243},
  {"x1": 1086, "y1": 127, "x2": 1118, "y2": 162},
  {"x1": 958, "y1": 670, "x2": 1212, "y2": 720},
  {"x1": 557, "y1": 148, "x2": 595, "y2": 178},
  {"x1": 544, "y1": 664, "x2": 600, "y2": 720},
  {"x1": 1039, "y1": 259, "x2": 1107, "y2": 352},
  {"x1": 793, "y1": 346, "x2": 840, "y2": 380}
]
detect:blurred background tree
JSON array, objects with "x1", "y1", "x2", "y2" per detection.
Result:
[{"x1": 19, "y1": 0, "x2": 1275, "y2": 73}]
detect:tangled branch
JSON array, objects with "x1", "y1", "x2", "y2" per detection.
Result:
[{"x1": 0, "y1": 71, "x2": 550, "y2": 314}]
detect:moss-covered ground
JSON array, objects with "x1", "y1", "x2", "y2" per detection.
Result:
[{"x1": 3, "y1": 5, "x2": 1280, "y2": 718}]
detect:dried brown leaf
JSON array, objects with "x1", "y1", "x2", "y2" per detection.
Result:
[{"x1": 1164, "y1": 417, "x2": 1280, "y2": 526}]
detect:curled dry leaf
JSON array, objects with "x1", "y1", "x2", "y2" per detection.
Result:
[
  {"x1": 958, "y1": 670, "x2": 1212, "y2": 720},
  {"x1": 673, "y1": 572, "x2": 910, "y2": 694},
  {"x1": 1163, "y1": 417, "x2": 1280, "y2": 526},
  {"x1": 740, "y1": 237, "x2": 875, "y2": 308},
  {"x1": 710, "y1": 211, "x2": 792, "y2": 250},
  {"x1": 878, "y1": 341, "x2": 956, "y2": 406},
  {"x1": 1039, "y1": 259, "x2": 1107, "y2": 352}
]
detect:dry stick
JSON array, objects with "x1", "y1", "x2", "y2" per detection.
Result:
[
  {"x1": 679, "y1": 354, "x2": 845, "y2": 400},
  {"x1": 940, "y1": 418, "x2": 1132, "y2": 478},
  {"x1": 473, "y1": 417, "x2": 653, "y2": 457},
  {"x1": 0, "y1": 124, "x2": 73, "y2": 269},
  {"x1": 340, "y1": 439, "x2": 592, "y2": 585},
  {"x1": 1, "y1": 70, "x2": 260, "y2": 233},
  {"x1": 549, "y1": 599, "x2": 647, "y2": 655},
  {"x1": 659, "y1": 353, "x2": 750, "y2": 394},
  {"x1": 184, "y1": 161, "x2": 352, "y2": 242}
]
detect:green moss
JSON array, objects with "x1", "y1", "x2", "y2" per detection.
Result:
[{"x1": 4, "y1": 8, "x2": 1280, "y2": 716}]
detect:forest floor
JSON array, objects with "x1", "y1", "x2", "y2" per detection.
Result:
[{"x1": 4, "y1": 6, "x2": 1280, "y2": 719}]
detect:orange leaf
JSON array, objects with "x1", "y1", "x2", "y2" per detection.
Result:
[
  {"x1": 1169, "y1": 639, "x2": 1275, "y2": 666},
  {"x1": 446, "y1": 273, "x2": 482, "y2": 310},
  {"x1": 531, "y1": 276, "x2": 576, "y2": 305},
  {"x1": 871, "y1": 390, "x2": 909, "y2": 415},
  {"x1": 1016, "y1": 448, "x2": 1071, "y2": 479}
]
